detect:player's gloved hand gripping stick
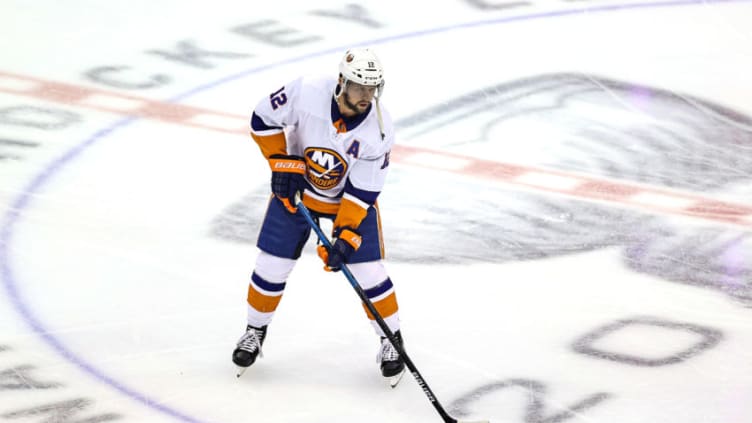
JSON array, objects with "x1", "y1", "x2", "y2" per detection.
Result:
[
  {"x1": 294, "y1": 194, "x2": 489, "y2": 423},
  {"x1": 269, "y1": 154, "x2": 306, "y2": 213},
  {"x1": 316, "y1": 227, "x2": 360, "y2": 272}
]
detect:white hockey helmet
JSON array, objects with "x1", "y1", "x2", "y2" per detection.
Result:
[{"x1": 338, "y1": 48, "x2": 384, "y2": 89}]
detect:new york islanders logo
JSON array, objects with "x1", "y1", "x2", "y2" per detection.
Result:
[{"x1": 304, "y1": 147, "x2": 348, "y2": 190}]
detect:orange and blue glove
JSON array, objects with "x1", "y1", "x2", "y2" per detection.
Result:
[
  {"x1": 269, "y1": 154, "x2": 306, "y2": 213},
  {"x1": 317, "y1": 227, "x2": 362, "y2": 272}
]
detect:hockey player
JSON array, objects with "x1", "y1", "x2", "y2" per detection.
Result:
[{"x1": 232, "y1": 48, "x2": 405, "y2": 384}]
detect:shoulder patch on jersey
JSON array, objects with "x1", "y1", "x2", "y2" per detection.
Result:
[{"x1": 304, "y1": 147, "x2": 348, "y2": 190}]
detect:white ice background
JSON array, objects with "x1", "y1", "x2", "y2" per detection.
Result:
[{"x1": 1, "y1": 1, "x2": 751, "y2": 422}]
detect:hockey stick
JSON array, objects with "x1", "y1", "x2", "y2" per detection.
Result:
[{"x1": 296, "y1": 199, "x2": 489, "y2": 423}]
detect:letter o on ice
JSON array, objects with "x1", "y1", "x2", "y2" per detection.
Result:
[{"x1": 572, "y1": 317, "x2": 723, "y2": 367}]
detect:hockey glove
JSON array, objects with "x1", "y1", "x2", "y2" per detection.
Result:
[
  {"x1": 316, "y1": 228, "x2": 362, "y2": 272},
  {"x1": 269, "y1": 154, "x2": 306, "y2": 213}
]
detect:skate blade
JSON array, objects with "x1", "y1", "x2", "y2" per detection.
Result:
[
  {"x1": 236, "y1": 366, "x2": 249, "y2": 378},
  {"x1": 387, "y1": 368, "x2": 406, "y2": 388}
]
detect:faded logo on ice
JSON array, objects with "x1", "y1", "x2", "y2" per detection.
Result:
[
  {"x1": 212, "y1": 73, "x2": 752, "y2": 305},
  {"x1": 391, "y1": 73, "x2": 752, "y2": 304}
]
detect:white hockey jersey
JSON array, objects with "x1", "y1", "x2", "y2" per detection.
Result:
[{"x1": 250, "y1": 75, "x2": 395, "y2": 231}]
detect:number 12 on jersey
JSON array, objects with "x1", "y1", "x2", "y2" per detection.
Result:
[{"x1": 270, "y1": 87, "x2": 288, "y2": 110}]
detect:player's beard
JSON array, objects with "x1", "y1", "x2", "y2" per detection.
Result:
[{"x1": 343, "y1": 92, "x2": 368, "y2": 116}]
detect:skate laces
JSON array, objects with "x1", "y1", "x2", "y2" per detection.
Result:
[
  {"x1": 237, "y1": 327, "x2": 264, "y2": 354},
  {"x1": 378, "y1": 337, "x2": 400, "y2": 362}
]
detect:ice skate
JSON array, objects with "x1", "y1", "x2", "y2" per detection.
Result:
[
  {"x1": 377, "y1": 331, "x2": 406, "y2": 388},
  {"x1": 232, "y1": 325, "x2": 267, "y2": 377}
]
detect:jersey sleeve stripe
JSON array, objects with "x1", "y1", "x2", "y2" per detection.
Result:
[
  {"x1": 333, "y1": 196, "x2": 369, "y2": 231},
  {"x1": 344, "y1": 180, "x2": 379, "y2": 205},
  {"x1": 251, "y1": 132, "x2": 287, "y2": 159},
  {"x1": 342, "y1": 192, "x2": 369, "y2": 210},
  {"x1": 251, "y1": 112, "x2": 282, "y2": 132}
]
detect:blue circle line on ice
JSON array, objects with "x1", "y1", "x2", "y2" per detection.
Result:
[{"x1": 0, "y1": 0, "x2": 747, "y2": 422}]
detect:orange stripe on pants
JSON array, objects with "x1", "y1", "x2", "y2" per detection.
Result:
[
  {"x1": 362, "y1": 292, "x2": 399, "y2": 320},
  {"x1": 247, "y1": 283, "x2": 283, "y2": 313}
]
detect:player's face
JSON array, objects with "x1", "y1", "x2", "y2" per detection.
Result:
[{"x1": 342, "y1": 81, "x2": 377, "y2": 115}]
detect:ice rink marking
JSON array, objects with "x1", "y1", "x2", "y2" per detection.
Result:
[
  {"x1": 1, "y1": 70, "x2": 750, "y2": 229},
  {"x1": 1, "y1": 0, "x2": 751, "y2": 422}
]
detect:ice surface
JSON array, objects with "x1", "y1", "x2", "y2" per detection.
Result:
[{"x1": 1, "y1": 1, "x2": 751, "y2": 422}]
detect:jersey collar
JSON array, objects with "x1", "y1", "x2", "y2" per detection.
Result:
[{"x1": 331, "y1": 97, "x2": 371, "y2": 133}]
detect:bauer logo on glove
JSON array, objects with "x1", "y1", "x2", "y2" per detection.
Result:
[{"x1": 268, "y1": 154, "x2": 306, "y2": 213}]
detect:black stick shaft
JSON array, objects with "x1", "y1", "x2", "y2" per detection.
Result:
[{"x1": 297, "y1": 202, "x2": 458, "y2": 423}]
